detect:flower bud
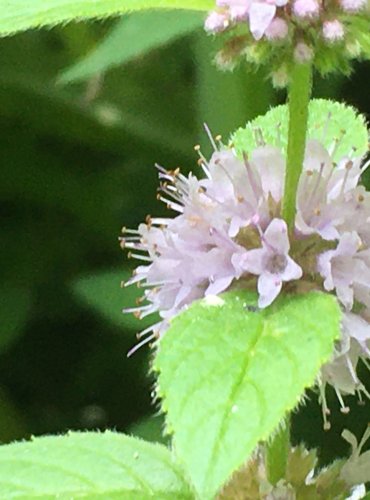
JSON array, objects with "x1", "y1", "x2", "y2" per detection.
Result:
[
  {"x1": 293, "y1": 0, "x2": 320, "y2": 18},
  {"x1": 322, "y1": 20, "x2": 345, "y2": 42},
  {"x1": 294, "y1": 41, "x2": 314, "y2": 62},
  {"x1": 265, "y1": 17, "x2": 289, "y2": 40}
]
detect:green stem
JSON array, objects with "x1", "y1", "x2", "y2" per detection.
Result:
[
  {"x1": 265, "y1": 417, "x2": 290, "y2": 486},
  {"x1": 281, "y1": 63, "x2": 313, "y2": 231}
]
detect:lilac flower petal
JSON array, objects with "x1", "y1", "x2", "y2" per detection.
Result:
[
  {"x1": 257, "y1": 272, "x2": 282, "y2": 308},
  {"x1": 238, "y1": 248, "x2": 265, "y2": 275},
  {"x1": 251, "y1": 146, "x2": 285, "y2": 202},
  {"x1": 304, "y1": 139, "x2": 332, "y2": 176},
  {"x1": 206, "y1": 275, "x2": 234, "y2": 295},
  {"x1": 263, "y1": 218, "x2": 290, "y2": 254},
  {"x1": 280, "y1": 256, "x2": 303, "y2": 281},
  {"x1": 249, "y1": 3, "x2": 276, "y2": 40}
]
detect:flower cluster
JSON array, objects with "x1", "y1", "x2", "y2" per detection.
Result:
[
  {"x1": 204, "y1": 0, "x2": 370, "y2": 82},
  {"x1": 219, "y1": 428, "x2": 370, "y2": 499},
  {"x1": 121, "y1": 128, "x2": 370, "y2": 425}
]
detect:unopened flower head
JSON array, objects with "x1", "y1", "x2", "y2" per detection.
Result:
[
  {"x1": 204, "y1": 0, "x2": 370, "y2": 81},
  {"x1": 122, "y1": 116, "x2": 370, "y2": 424}
]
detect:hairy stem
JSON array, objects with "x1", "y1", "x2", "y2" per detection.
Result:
[
  {"x1": 282, "y1": 63, "x2": 313, "y2": 230},
  {"x1": 265, "y1": 417, "x2": 290, "y2": 486}
]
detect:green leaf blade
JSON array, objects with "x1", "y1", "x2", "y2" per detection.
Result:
[
  {"x1": 59, "y1": 11, "x2": 204, "y2": 84},
  {"x1": 232, "y1": 99, "x2": 369, "y2": 163},
  {"x1": 0, "y1": 431, "x2": 193, "y2": 498},
  {"x1": 154, "y1": 291, "x2": 341, "y2": 499},
  {"x1": 0, "y1": 0, "x2": 213, "y2": 37}
]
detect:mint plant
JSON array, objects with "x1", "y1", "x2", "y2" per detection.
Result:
[{"x1": 0, "y1": 1, "x2": 370, "y2": 498}]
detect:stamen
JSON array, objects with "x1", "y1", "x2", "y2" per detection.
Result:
[
  {"x1": 318, "y1": 383, "x2": 331, "y2": 430},
  {"x1": 121, "y1": 227, "x2": 140, "y2": 235},
  {"x1": 340, "y1": 160, "x2": 353, "y2": 196},
  {"x1": 136, "y1": 321, "x2": 163, "y2": 340},
  {"x1": 276, "y1": 122, "x2": 282, "y2": 149},
  {"x1": 253, "y1": 127, "x2": 265, "y2": 147},
  {"x1": 328, "y1": 129, "x2": 346, "y2": 158},
  {"x1": 150, "y1": 218, "x2": 170, "y2": 226},
  {"x1": 127, "y1": 333, "x2": 157, "y2": 357},
  {"x1": 203, "y1": 123, "x2": 218, "y2": 152},
  {"x1": 128, "y1": 252, "x2": 152, "y2": 262},
  {"x1": 156, "y1": 195, "x2": 184, "y2": 213},
  {"x1": 360, "y1": 157, "x2": 370, "y2": 174},
  {"x1": 243, "y1": 153, "x2": 261, "y2": 204},
  {"x1": 345, "y1": 354, "x2": 359, "y2": 383},
  {"x1": 321, "y1": 111, "x2": 332, "y2": 144},
  {"x1": 358, "y1": 383, "x2": 370, "y2": 401},
  {"x1": 361, "y1": 356, "x2": 370, "y2": 371},
  {"x1": 122, "y1": 304, "x2": 154, "y2": 315},
  {"x1": 358, "y1": 424, "x2": 370, "y2": 452},
  {"x1": 306, "y1": 163, "x2": 325, "y2": 208},
  {"x1": 334, "y1": 388, "x2": 350, "y2": 413},
  {"x1": 155, "y1": 164, "x2": 176, "y2": 182}
]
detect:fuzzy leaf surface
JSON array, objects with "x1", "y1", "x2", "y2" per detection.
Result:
[
  {"x1": 0, "y1": 0, "x2": 212, "y2": 37},
  {"x1": 232, "y1": 99, "x2": 368, "y2": 163},
  {"x1": 154, "y1": 290, "x2": 340, "y2": 499},
  {"x1": 59, "y1": 11, "x2": 204, "y2": 84},
  {"x1": 0, "y1": 431, "x2": 193, "y2": 499}
]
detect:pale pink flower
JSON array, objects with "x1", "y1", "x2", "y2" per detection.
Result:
[
  {"x1": 249, "y1": 3, "x2": 277, "y2": 40},
  {"x1": 317, "y1": 232, "x2": 370, "y2": 310},
  {"x1": 293, "y1": 0, "x2": 320, "y2": 18},
  {"x1": 234, "y1": 218, "x2": 302, "y2": 307},
  {"x1": 265, "y1": 17, "x2": 289, "y2": 40},
  {"x1": 204, "y1": 11, "x2": 230, "y2": 32},
  {"x1": 339, "y1": 0, "x2": 366, "y2": 12},
  {"x1": 322, "y1": 20, "x2": 345, "y2": 42},
  {"x1": 123, "y1": 131, "x2": 370, "y2": 422},
  {"x1": 294, "y1": 41, "x2": 314, "y2": 62}
]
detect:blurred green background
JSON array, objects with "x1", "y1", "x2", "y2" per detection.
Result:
[{"x1": 0, "y1": 10, "x2": 369, "y2": 464}]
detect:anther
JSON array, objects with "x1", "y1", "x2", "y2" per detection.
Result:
[
  {"x1": 194, "y1": 145, "x2": 201, "y2": 151},
  {"x1": 324, "y1": 421, "x2": 331, "y2": 431}
]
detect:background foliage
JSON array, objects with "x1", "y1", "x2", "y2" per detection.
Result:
[{"x1": 0, "y1": 9, "x2": 369, "y2": 465}]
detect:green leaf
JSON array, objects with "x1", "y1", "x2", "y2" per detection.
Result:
[
  {"x1": 0, "y1": 284, "x2": 33, "y2": 353},
  {"x1": 0, "y1": 431, "x2": 193, "y2": 498},
  {"x1": 129, "y1": 414, "x2": 169, "y2": 445},
  {"x1": 60, "y1": 11, "x2": 204, "y2": 84},
  {"x1": 154, "y1": 290, "x2": 341, "y2": 499},
  {"x1": 232, "y1": 99, "x2": 369, "y2": 163},
  {"x1": 72, "y1": 269, "x2": 159, "y2": 330},
  {"x1": 0, "y1": 0, "x2": 213, "y2": 37}
]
